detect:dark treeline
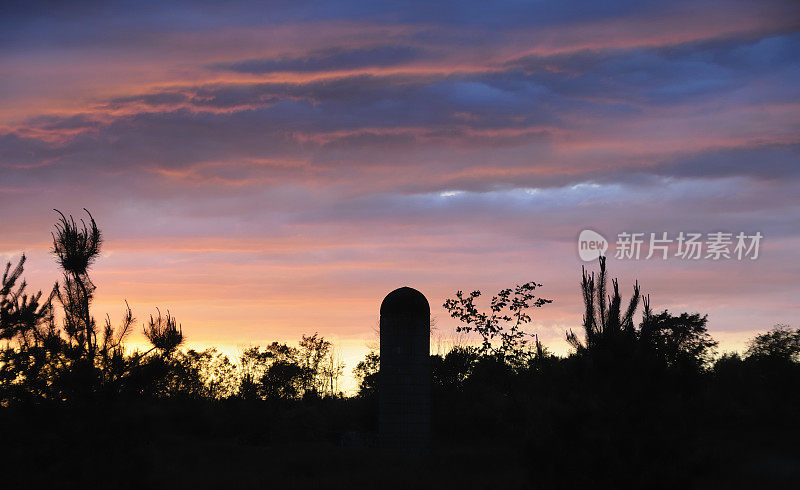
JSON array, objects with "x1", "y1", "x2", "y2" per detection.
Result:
[
  {"x1": 1, "y1": 210, "x2": 345, "y2": 405},
  {"x1": 1, "y1": 211, "x2": 798, "y2": 489}
]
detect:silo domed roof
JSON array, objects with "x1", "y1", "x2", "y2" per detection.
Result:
[{"x1": 380, "y1": 287, "x2": 430, "y2": 317}]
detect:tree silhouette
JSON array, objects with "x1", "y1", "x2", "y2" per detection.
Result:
[
  {"x1": 567, "y1": 256, "x2": 640, "y2": 359},
  {"x1": 443, "y1": 282, "x2": 551, "y2": 364},
  {"x1": 354, "y1": 351, "x2": 380, "y2": 396},
  {"x1": 0, "y1": 255, "x2": 55, "y2": 401},
  {"x1": 298, "y1": 332, "x2": 331, "y2": 396},
  {"x1": 639, "y1": 301, "x2": 718, "y2": 370},
  {"x1": 52, "y1": 209, "x2": 103, "y2": 356},
  {"x1": 49, "y1": 209, "x2": 154, "y2": 397},
  {"x1": 746, "y1": 324, "x2": 800, "y2": 362},
  {"x1": 262, "y1": 360, "x2": 305, "y2": 400},
  {"x1": 143, "y1": 309, "x2": 184, "y2": 356},
  {"x1": 431, "y1": 346, "x2": 478, "y2": 392},
  {"x1": 320, "y1": 344, "x2": 345, "y2": 395},
  {"x1": 0, "y1": 210, "x2": 199, "y2": 403},
  {"x1": 236, "y1": 335, "x2": 342, "y2": 400},
  {"x1": 1, "y1": 254, "x2": 53, "y2": 342}
]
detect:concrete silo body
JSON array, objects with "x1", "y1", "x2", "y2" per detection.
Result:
[{"x1": 379, "y1": 286, "x2": 430, "y2": 452}]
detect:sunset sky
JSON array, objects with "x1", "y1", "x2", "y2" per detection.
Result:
[{"x1": 2, "y1": 1, "x2": 799, "y2": 389}]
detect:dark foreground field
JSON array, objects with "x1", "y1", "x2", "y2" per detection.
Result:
[
  {"x1": 3, "y1": 388, "x2": 799, "y2": 490},
  {"x1": 2, "y1": 399, "x2": 527, "y2": 489}
]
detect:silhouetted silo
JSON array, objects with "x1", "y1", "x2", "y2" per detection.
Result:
[{"x1": 379, "y1": 286, "x2": 430, "y2": 452}]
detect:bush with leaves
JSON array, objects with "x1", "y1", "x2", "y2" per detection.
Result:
[{"x1": 443, "y1": 282, "x2": 551, "y2": 366}]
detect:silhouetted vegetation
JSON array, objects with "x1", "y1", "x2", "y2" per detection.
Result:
[{"x1": 1, "y1": 211, "x2": 797, "y2": 488}]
